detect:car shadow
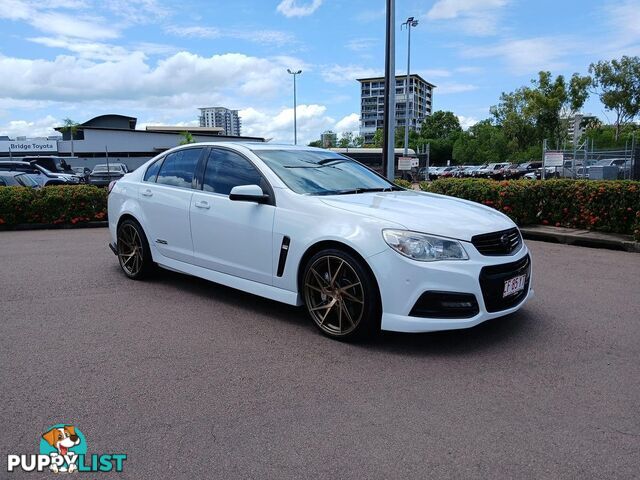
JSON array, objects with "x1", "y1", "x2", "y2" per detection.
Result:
[
  {"x1": 128, "y1": 265, "x2": 537, "y2": 354},
  {"x1": 362, "y1": 309, "x2": 537, "y2": 356}
]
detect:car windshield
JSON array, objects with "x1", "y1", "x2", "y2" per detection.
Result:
[
  {"x1": 253, "y1": 149, "x2": 399, "y2": 195},
  {"x1": 15, "y1": 173, "x2": 38, "y2": 187},
  {"x1": 93, "y1": 165, "x2": 123, "y2": 173}
]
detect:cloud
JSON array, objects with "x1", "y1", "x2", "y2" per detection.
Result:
[
  {"x1": 0, "y1": 115, "x2": 60, "y2": 138},
  {"x1": 0, "y1": 1, "x2": 119, "y2": 40},
  {"x1": 606, "y1": 0, "x2": 640, "y2": 41},
  {"x1": 462, "y1": 36, "x2": 574, "y2": 75},
  {"x1": 345, "y1": 38, "x2": 376, "y2": 52},
  {"x1": 436, "y1": 83, "x2": 478, "y2": 94},
  {"x1": 457, "y1": 115, "x2": 478, "y2": 130},
  {"x1": 165, "y1": 25, "x2": 295, "y2": 46},
  {"x1": 334, "y1": 113, "x2": 360, "y2": 133},
  {"x1": 276, "y1": 0, "x2": 323, "y2": 18},
  {"x1": 426, "y1": 0, "x2": 509, "y2": 36},
  {"x1": 240, "y1": 104, "x2": 334, "y2": 144},
  {"x1": 0, "y1": 51, "x2": 302, "y2": 108},
  {"x1": 321, "y1": 65, "x2": 379, "y2": 85}
]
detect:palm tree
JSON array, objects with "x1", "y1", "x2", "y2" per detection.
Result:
[
  {"x1": 61, "y1": 118, "x2": 79, "y2": 158},
  {"x1": 179, "y1": 131, "x2": 195, "y2": 145}
]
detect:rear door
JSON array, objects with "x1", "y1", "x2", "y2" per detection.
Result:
[
  {"x1": 138, "y1": 147, "x2": 205, "y2": 264},
  {"x1": 190, "y1": 148, "x2": 275, "y2": 285}
]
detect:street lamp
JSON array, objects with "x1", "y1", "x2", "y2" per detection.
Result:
[
  {"x1": 287, "y1": 68, "x2": 302, "y2": 145},
  {"x1": 401, "y1": 16, "x2": 419, "y2": 159}
]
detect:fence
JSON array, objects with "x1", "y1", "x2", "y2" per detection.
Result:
[{"x1": 543, "y1": 136, "x2": 639, "y2": 180}]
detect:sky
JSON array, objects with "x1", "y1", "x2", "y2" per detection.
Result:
[{"x1": 0, "y1": 0, "x2": 639, "y2": 144}]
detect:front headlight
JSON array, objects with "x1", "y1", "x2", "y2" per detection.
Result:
[{"x1": 382, "y1": 229, "x2": 469, "y2": 262}]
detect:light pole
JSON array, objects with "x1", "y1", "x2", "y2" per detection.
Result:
[
  {"x1": 382, "y1": 0, "x2": 396, "y2": 180},
  {"x1": 401, "y1": 16, "x2": 418, "y2": 159},
  {"x1": 287, "y1": 69, "x2": 302, "y2": 145}
]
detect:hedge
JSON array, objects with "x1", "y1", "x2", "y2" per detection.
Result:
[
  {"x1": 0, "y1": 185, "x2": 107, "y2": 227},
  {"x1": 420, "y1": 179, "x2": 640, "y2": 241}
]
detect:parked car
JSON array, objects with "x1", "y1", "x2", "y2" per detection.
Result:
[
  {"x1": 506, "y1": 162, "x2": 542, "y2": 179},
  {"x1": 476, "y1": 163, "x2": 510, "y2": 179},
  {"x1": 436, "y1": 166, "x2": 457, "y2": 178},
  {"x1": 22, "y1": 156, "x2": 81, "y2": 183},
  {"x1": 72, "y1": 167, "x2": 92, "y2": 183},
  {"x1": 471, "y1": 164, "x2": 488, "y2": 177},
  {"x1": 89, "y1": 163, "x2": 129, "y2": 186},
  {"x1": 0, "y1": 171, "x2": 41, "y2": 188},
  {"x1": 0, "y1": 161, "x2": 74, "y2": 186},
  {"x1": 108, "y1": 143, "x2": 533, "y2": 341}
]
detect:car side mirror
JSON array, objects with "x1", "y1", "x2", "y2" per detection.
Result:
[{"x1": 229, "y1": 184, "x2": 270, "y2": 204}]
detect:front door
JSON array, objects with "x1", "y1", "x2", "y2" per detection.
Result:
[{"x1": 190, "y1": 148, "x2": 275, "y2": 285}]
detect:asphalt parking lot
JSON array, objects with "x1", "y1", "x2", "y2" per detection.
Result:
[{"x1": 1, "y1": 228, "x2": 639, "y2": 479}]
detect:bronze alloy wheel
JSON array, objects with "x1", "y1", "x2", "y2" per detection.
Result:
[
  {"x1": 117, "y1": 222, "x2": 144, "y2": 277},
  {"x1": 303, "y1": 255, "x2": 365, "y2": 336}
]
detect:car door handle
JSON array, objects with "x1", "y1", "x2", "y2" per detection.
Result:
[
  {"x1": 194, "y1": 200, "x2": 210, "y2": 209},
  {"x1": 141, "y1": 189, "x2": 153, "y2": 197}
]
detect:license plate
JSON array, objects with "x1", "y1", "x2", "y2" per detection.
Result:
[{"x1": 503, "y1": 274, "x2": 526, "y2": 297}]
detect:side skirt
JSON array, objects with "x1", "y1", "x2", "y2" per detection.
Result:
[{"x1": 155, "y1": 255, "x2": 302, "y2": 306}]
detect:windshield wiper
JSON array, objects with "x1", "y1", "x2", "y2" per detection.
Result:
[{"x1": 326, "y1": 186, "x2": 401, "y2": 195}]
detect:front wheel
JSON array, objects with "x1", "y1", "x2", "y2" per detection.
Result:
[
  {"x1": 116, "y1": 219, "x2": 154, "y2": 280},
  {"x1": 302, "y1": 249, "x2": 380, "y2": 340}
]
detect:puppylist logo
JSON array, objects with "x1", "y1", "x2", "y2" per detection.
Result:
[{"x1": 7, "y1": 424, "x2": 127, "y2": 474}]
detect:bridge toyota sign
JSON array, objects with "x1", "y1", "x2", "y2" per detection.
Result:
[{"x1": 0, "y1": 140, "x2": 58, "y2": 153}]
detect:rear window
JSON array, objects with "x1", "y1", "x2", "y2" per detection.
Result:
[{"x1": 156, "y1": 148, "x2": 203, "y2": 188}]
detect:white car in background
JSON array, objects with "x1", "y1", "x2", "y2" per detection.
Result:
[{"x1": 108, "y1": 143, "x2": 533, "y2": 340}]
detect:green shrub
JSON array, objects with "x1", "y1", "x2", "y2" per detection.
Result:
[
  {"x1": 420, "y1": 178, "x2": 640, "y2": 241},
  {"x1": 394, "y1": 178, "x2": 413, "y2": 189},
  {"x1": 0, "y1": 185, "x2": 107, "y2": 227}
]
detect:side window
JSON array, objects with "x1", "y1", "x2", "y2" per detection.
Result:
[
  {"x1": 202, "y1": 149, "x2": 263, "y2": 195},
  {"x1": 156, "y1": 148, "x2": 203, "y2": 188},
  {"x1": 144, "y1": 157, "x2": 163, "y2": 182}
]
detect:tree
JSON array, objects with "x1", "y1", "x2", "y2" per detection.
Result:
[
  {"x1": 371, "y1": 129, "x2": 384, "y2": 148},
  {"x1": 491, "y1": 71, "x2": 590, "y2": 151},
  {"x1": 419, "y1": 111, "x2": 462, "y2": 140},
  {"x1": 491, "y1": 87, "x2": 536, "y2": 153},
  {"x1": 452, "y1": 120, "x2": 509, "y2": 165},
  {"x1": 61, "y1": 118, "x2": 79, "y2": 157},
  {"x1": 308, "y1": 139, "x2": 323, "y2": 147},
  {"x1": 179, "y1": 131, "x2": 195, "y2": 145},
  {"x1": 590, "y1": 56, "x2": 640, "y2": 140},
  {"x1": 338, "y1": 131, "x2": 354, "y2": 148}
]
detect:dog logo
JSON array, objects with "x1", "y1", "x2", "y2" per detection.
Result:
[
  {"x1": 7, "y1": 424, "x2": 126, "y2": 474},
  {"x1": 40, "y1": 425, "x2": 84, "y2": 473}
]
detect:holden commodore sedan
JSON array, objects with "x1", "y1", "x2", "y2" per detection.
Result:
[{"x1": 108, "y1": 143, "x2": 533, "y2": 340}]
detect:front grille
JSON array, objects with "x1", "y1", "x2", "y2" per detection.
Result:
[
  {"x1": 479, "y1": 254, "x2": 531, "y2": 313},
  {"x1": 409, "y1": 291, "x2": 479, "y2": 319},
  {"x1": 472, "y1": 227, "x2": 521, "y2": 256}
]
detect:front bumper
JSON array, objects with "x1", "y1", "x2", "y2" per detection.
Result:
[{"x1": 368, "y1": 243, "x2": 534, "y2": 333}]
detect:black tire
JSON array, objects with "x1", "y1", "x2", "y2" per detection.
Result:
[
  {"x1": 116, "y1": 219, "x2": 154, "y2": 280},
  {"x1": 302, "y1": 248, "x2": 381, "y2": 341}
]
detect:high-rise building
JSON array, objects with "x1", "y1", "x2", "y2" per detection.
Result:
[
  {"x1": 358, "y1": 74, "x2": 435, "y2": 144},
  {"x1": 198, "y1": 107, "x2": 242, "y2": 136},
  {"x1": 320, "y1": 131, "x2": 337, "y2": 148},
  {"x1": 567, "y1": 113, "x2": 597, "y2": 144}
]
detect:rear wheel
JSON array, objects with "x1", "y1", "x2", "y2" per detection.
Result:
[
  {"x1": 117, "y1": 219, "x2": 154, "y2": 280},
  {"x1": 302, "y1": 249, "x2": 380, "y2": 340}
]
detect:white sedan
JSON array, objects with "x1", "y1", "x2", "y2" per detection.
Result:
[{"x1": 108, "y1": 143, "x2": 533, "y2": 340}]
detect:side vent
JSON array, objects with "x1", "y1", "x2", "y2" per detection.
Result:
[{"x1": 276, "y1": 236, "x2": 291, "y2": 277}]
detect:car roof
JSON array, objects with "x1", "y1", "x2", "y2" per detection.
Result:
[
  {"x1": 0, "y1": 160, "x2": 30, "y2": 165},
  {"x1": 0, "y1": 170, "x2": 23, "y2": 177},
  {"x1": 172, "y1": 142, "x2": 323, "y2": 152}
]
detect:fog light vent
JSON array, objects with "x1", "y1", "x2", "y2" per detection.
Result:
[{"x1": 409, "y1": 291, "x2": 479, "y2": 319}]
